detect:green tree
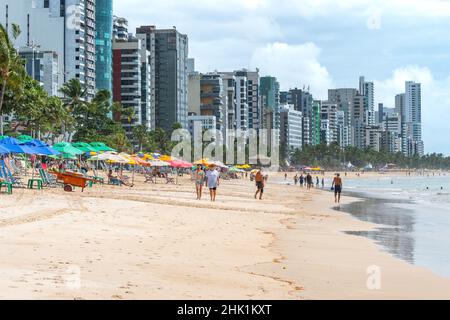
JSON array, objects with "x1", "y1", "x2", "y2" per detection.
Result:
[
  {"x1": 0, "y1": 23, "x2": 26, "y2": 134},
  {"x1": 132, "y1": 124, "x2": 148, "y2": 152}
]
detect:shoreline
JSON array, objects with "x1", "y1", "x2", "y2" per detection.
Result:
[{"x1": 0, "y1": 173, "x2": 450, "y2": 299}]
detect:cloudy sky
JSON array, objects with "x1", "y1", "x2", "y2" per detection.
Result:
[{"x1": 115, "y1": 0, "x2": 450, "y2": 155}]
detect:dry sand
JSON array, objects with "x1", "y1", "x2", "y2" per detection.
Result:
[{"x1": 0, "y1": 171, "x2": 449, "y2": 299}]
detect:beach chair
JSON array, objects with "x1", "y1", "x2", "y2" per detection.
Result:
[
  {"x1": 1, "y1": 163, "x2": 24, "y2": 188},
  {"x1": 165, "y1": 176, "x2": 175, "y2": 184},
  {"x1": 38, "y1": 169, "x2": 60, "y2": 188},
  {"x1": 144, "y1": 174, "x2": 156, "y2": 184},
  {"x1": 0, "y1": 171, "x2": 12, "y2": 194}
]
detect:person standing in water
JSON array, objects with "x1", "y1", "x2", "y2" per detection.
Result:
[
  {"x1": 294, "y1": 174, "x2": 298, "y2": 186},
  {"x1": 299, "y1": 174, "x2": 304, "y2": 187},
  {"x1": 194, "y1": 165, "x2": 205, "y2": 200},
  {"x1": 206, "y1": 165, "x2": 220, "y2": 202},
  {"x1": 331, "y1": 173, "x2": 343, "y2": 203},
  {"x1": 255, "y1": 169, "x2": 265, "y2": 200}
]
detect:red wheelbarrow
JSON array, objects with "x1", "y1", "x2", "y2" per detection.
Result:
[{"x1": 51, "y1": 171, "x2": 99, "y2": 192}]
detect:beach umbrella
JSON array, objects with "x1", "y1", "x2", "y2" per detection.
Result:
[
  {"x1": 0, "y1": 144, "x2": 11, "y2": 154},
  {"x1": 148, "y1": 159, "x2": 170, "y2": 167},
  {"x1": 194, "y1": 158, "x2": 211, "y2": 166},
  {"x1": 159, "y1": 155, "x2": 172, "y2": 162},
  {"x1": 21, "y1": 139, "x2": 61, "y2": 156},
  {"x1": 52, "y1": 142, "x2": 84, "y2": 158},
  {"x1": 169, "y1": 159, "x2": 193, "y2": 168},
  {"x1": 17, "y1": 135, "x2": 34, "y2": 143},
  {"x1": 72, "y1": 142, "x2": 98, "y2": 153},
  {"x1": 0, "y1": 136, "x2": 35, "y2": 154},
  {"x1": 89, "y1": 142, "x2": 115, "y2": 152}
]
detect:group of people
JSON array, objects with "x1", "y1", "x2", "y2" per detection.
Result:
[
  {"x1": 194, "y1": 164, "x2": 221, "y2": 202},
  {"x1": 292, "y1": 173, "x2": 325, "y2": 190},
  {"x1": 286, "y1": 171, "x2": 343, "y2": 203},
  {"x1": 194, "y1": 165, "x2": 267, "y2": 202}
]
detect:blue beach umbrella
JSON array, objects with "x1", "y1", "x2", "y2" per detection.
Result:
[{"x1": 22, "y1": 139, "x2": 61, "y2": 156}]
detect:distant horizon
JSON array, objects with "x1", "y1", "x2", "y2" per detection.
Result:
[{"x1": 116, "y1": 0, "x2": 450, "y2": 155}]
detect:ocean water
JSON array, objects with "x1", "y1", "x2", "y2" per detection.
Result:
[{"x1": 339, "y1": 174, "x2": 450, "y2": 279}]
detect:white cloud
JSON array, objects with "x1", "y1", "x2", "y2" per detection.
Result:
[
  {"x1": 375, "y1": 66, "x2": 450, "y2": 155},
  {"x1": 250, "y1": 42, "x2": 334, "y2": 99}
]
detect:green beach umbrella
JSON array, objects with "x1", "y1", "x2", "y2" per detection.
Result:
[
  {"x1": 71, "y1": 142, "x2": 98, "y2": 153},
  {"x1": 17, "y1": 135, "x2": 34, "y2": 143},
  {"x1": 52, "y1": 142, "x2": 84, "y2": 157},
  {"x1": 90, "y1": 142, "x2": 115, "y2": 152}
]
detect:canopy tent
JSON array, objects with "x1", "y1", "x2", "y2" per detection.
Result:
[
  {"x1": 236, "y1": 164, "x2": 251, "y2": 170},
  {"x1": 89, "y1": 142, "x2": 115, "y2": 152},
  {"x1": 311, "y1": 167, "x2": 323, "y2": 171},
  {"x1": 52, "y1": 142, "x2": 84, "y2": 158}
]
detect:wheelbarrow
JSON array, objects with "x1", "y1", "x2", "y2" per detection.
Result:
[{"x1": 51, "y1": 171, "x2": 99, "y2": 192}]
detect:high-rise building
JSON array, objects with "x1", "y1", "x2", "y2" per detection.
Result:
[
  {"x1": 328, "y1": 88, "x2": 357, "y2": 148},
  {"x1": 187, "y1": 73, "x2": 201, "y2": 116},
  {"x1": 280, "y1": 104, "x2": 302, "y2": 152},
  {"x1": 112, "y1": 36, "x2": 152, "y2": 133},
  {"x1": 19, "y1": 47, "x2": 59, "y2": 96},
  {"x1": 95, "y1": 0, "x2": 113, "y2": 93},
  {"x1": 218, "y1": 69, "x2": 261, "y2": 133},
  {"x1": 359, "y1": 76, "x2": 375, "y2": 125},
  {"x1": 1, "y1": 0, "x2": 97, "y2": 99},
  {"x1": 113, "y1": 15, "x2": 129, "y2": 41},
  {"x1": 200, "y1": 73, "x2": 225, "y2": 133},
  {"x1": 136, "y1": 26, "x2": 189, "y2": 132},
  {"x1": 320, "y1": 102, "x2": 338, "y2": 145},
  {"x1": 399, "y1": 81, "x2": 423, "y2": 156}
]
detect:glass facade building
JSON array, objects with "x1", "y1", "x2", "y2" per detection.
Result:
[{"x1": 95, "y1": 0, "x2": 113, "y2": 93}]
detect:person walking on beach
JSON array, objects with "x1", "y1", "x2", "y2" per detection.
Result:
[
  {"x1": 316, "y1": 176, "x2": 320, "y2": 188},
  {"x1": 331, "y1": 173, "x2": 343, "y2": 203},
  {"x1": 321, "y1": 178, "x2": 325, "y2": 189},
  {"x1": 299, "y1": 174, "x2": 304, "y2": 187},
  {"x1": 306, "y1": 173, "x2": 313, "y2": 190},
  {"x1": 206, "y1": 165, "x2": 220, "y2": 202},
  {"x1": 254, "y1": 169, "x2": 265, "y2": 200},
  {"x1": 194, "y1": 165, "x2": 205, "y2": 200},
  {"x1": 285, "y1": 173, "x2": 287, "y2": 180},
  {"x1": 294, "y1": 174, "x2": 298, "y2": 186}
]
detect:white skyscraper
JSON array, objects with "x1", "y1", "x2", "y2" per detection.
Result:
[
  {"x1": 0, "y1": 0, "x2": 97, "y2": 99},
  {"x1": 402, "y1": 81, "x2": 424, "y2": 156}
]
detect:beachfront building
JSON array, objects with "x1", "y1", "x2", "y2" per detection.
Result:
[
  {"x1": 365, "y1": 125, "x2": 383, "y2": 152},
  {"x1": 311, "y1": 100, "x2": 322, "y2": 146},
  {"x1": 320, "y1": 102, "x2": 338, "y2": 145},
  {"x1": 280, "y1": 104, "x2": 303, "y2": 153},
  {"x1": 19, "y1": 47, "x2": 59, "y2": 96},
  {"x1": 351, "y1": 93, "x2": 366, "y2": 149},
  {"x1": 95, "y1": 0, "x2": 113, "y2": 93},
  {"x1": 113, "y1": 15, "x2": 129, "y2": 41},
  {"x1": 260, "y1": 76, "x2": 281, "y2": 150},
  {"x1": 187, "y1": 114, "x2": 217, "y2": 137},
  {"x1": 1, "y1": 0, "x2": 96, "y2": 99},
  {"x1": 187, "y1": 73, "x2": 201, "y2": 115},
  {"x1": 359, "y1": 76, "x2": 375, "y2": 126},
  {"x1": 136, "y1": 26, "x2": 189, "y2": 132},
  {"x1": 112, "y1": 36, "x2": 152, "y2": 133},
  {"x1": 200, "y1": 73, "x2": 226, "y2": 133},
  {"x1": 218, "y1": 69, "x2": 262, "y2": 133}
]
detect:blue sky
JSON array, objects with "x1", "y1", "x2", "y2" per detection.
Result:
[{"x1": 116, "y1": 0, "x2": 450, "y2": 155}]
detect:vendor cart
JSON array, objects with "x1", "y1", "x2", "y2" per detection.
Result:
[{"x1": 51, "y1": 171, "x2": 97, "y2": 192}]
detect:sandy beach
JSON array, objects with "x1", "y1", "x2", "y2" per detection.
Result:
[{"x1": 1, "y1": 171, "x2": 450, "y2": 300}]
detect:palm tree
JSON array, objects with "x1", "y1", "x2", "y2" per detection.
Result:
[
  {"x1": 132, "y1": 124, "x2": 148, "y2": 152},
  {"x1": 59, "y1": 78, "x2": 87, "y2": 114},
  {"x1": 111, "y1": 101, "x2": 122, "y2": 123},
  {"x1": 0, "y1": 23, "x2": 26, "y2": 134}
]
